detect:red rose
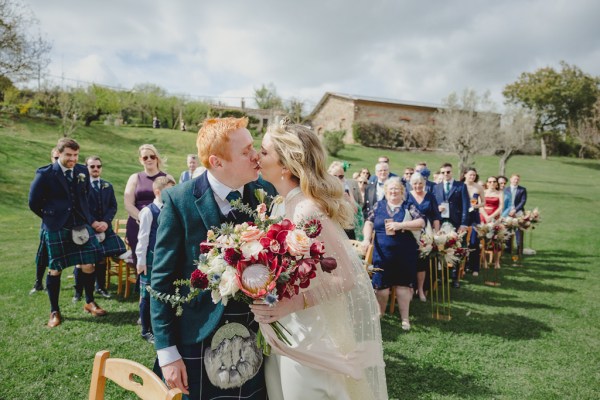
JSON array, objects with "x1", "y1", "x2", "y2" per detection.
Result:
[
  {"x1": 199, "y1": 242, "x2": 212, "y2": 254},
  {"x1": 320, "y1": 257, "x2": 338, "y2": 273},
  {"x1": 223, "y1": 247, "x2": 241, "y2": 266},
  {"x1": 190, "y1": 269, "x2": 209, "y2": 289}
]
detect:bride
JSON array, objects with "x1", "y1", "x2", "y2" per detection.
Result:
[{"x1": 250, "y1": 118, "x2": 387, "y2": 400}]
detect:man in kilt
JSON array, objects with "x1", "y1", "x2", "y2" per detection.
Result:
[
  {"x1": 29, "y1": 138, "x2": 108, "y2": 328},
  {"x1": 151, "y1": 117, "x2": 275, "y2": 399},
  {"x1": 73, "y1": 155, "x2": 126, "y2": 301}
]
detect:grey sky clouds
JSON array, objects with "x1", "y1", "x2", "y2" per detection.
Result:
[{"x1": 24, "y1": 0, "x2": 600, "y2": 111}]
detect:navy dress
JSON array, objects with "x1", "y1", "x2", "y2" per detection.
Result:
[
  {"x1": 406, "y1": 192, "x2": 441, "y2": 272},
  {"x1": 369, "y1": 200, "x2": 420, "y2": 289}
]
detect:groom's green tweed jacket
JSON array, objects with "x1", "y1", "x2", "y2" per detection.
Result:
[{"x1": 150, "y1": 172, "x2": 276, "y2": 351}]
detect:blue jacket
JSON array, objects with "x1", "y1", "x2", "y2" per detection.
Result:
[
  {"x1": 88, "y1": 179, "x2": 118, "y2": 224},
  {"x1": 504, "y1": 186, "x2": 527, "y2": 214},
  {"x1": 29, "y1": 162, "x2": 94, "y2": 231},
  {"x1": 150, "y1": 172, "x2": 276, "y2": 350},
  {"x1": 433, "y1": 180, "x2": 470, "y2": 228}
]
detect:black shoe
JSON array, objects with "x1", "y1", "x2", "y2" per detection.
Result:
[
  {"x1": 72, "y1": 293, "x2": 82, "y2": 303},
  {"x1": 452, "y1": 281, "x2": 460, "y2": 289},
  {"x1": 141, "y1": 332, "x2": 155, "y2": 344},
  {"x1": 95, "y1": 289, "x2": 111, "y2": 299},
  {"x1": 29, "y1": 282, "x2": 44, "y2": 295}
]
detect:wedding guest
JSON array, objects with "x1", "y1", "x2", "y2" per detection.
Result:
[
  {"x1": 178, "y1": 154, "x2": 199, "y2": 183},
  {"x1": 251, "y1": 118, "x2": 387, "y2": 400},
  {"x1": 30, "y1": 147, "x2": 61, "y2": 295},
  {"x1": 433, "y1": 163, "x2": 469, "y2": 288},
  {"x1": 124, "y1": 144, "x2": 174, "y2": 268},
  {"x1": 505, "y1": 174, "x2": 527, "y2": 254},
  {"x1": 363, "y1": 177, "x2": 425, "y2": 330},
  {"x1": 480, "y1": 176, "x2": 503, "y2": 223},
  {"x1": 406, "y1": 172, "x2": 441, "y2": 301},
  {"x1": 150, "y1": 117, "x2": 275, "y2": 398},
  {"x1": 401, "y1": 167, "x2": 414, "y2": 188},
  {"x1": 73, "y1": 156, "x2": 126, "y2": 301},
  {"x1": 362, "y1": 161, "x2": 390, "y2": 221},
  {"x1": 136, "y1": 176, "x2": 175, "y2": 344},
  {"x1": 29, "y1": 138, "x2": 106, "y2": 328},
  {"x1": 463, "y1": 168, "x2": 485, "y2": 276},
  {"x1": 359, "y1": 167, "x2": 371, "y2": 182},
  {"x1": 414, "y1": 162, "x2": 436, "y2": 192},
  {"x1": 368, "y1": 155, "x2": 397, "y2": 183},
  {"x1": 498, "y1": 175, "x2": 511, "y2": 217},
  {"x1": 327, "y1": 161, "x2": 360, "y2": 240}
]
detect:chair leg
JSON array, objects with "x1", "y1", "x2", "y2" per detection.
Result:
[{"x1": 117, "y1": 261, "x2": 124, "y2": 296}]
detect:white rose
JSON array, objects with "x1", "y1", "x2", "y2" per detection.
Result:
[
  {"x1": 218, "y1": 266, "x2": 240, "y2": 301},
  {"x1": 240, "y1": 240, "x2": 263, "y2": 260},
  {"x1": 216, "y1": 234, "x2": 236, "y2": 247},
  {"x1": 206, "y1": 255, "x2": 228, "y2": 275},
  {"x1": 211, "y1": 289, "x2": 222, "y2": 305}
]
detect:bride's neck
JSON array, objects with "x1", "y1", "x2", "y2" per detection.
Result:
[{"x1": 273, "y1": 178, "x2": 299, "y2": 198}]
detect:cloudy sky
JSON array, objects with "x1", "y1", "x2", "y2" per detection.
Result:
[{"x1": 23, "y1": 0, "x2": 600, "y2": 112}]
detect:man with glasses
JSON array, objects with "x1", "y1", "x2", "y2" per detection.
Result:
[
  {"x1": 73, "y1": 156, "x2": 126, "y2": 301},
  {"x1": 433, "y1": 163, "x2": 470, "y2": 288},
  {"x1": 368, "y1": 155, "x2": 397, "y2": 183}
]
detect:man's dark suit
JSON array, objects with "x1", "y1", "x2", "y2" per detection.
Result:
[
  {"x1": 432, "y1": 180, "x2": 470, "y2": 229},
  {"x1": 150, "y1": 172, "x2": 275, "y2": 399},
  {"x1": 88, "y1": 179, "x2": 118, "y2": 227},
  {"x1": 29, "y1": 162, "x2": 95, "y2": 231},
  {"x1": 362, "y1": 181, "x2": 380, "y2": 221},
  {"x1": 505, "y1": 185, "x2": 528, "y2": 254}
]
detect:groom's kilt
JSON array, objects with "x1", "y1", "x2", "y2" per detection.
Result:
[
  {"x1": 36, "y1": 226, "x2": 102, "y2": 271},
  {"x1": 98, "y1": 228, "x2": 126, "y2": 258}
]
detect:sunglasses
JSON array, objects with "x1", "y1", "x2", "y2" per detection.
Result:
[
  {"x1": 441, "y1": 171, "x2": 452, "y2": 174},
  {"x1": 358, "y1": 181, "x2": 367, "y2": 185},
  {"x1": 89, "y1": 165, "x2": 102, "y2": 169},
  {"x1": 53, "y1": 156, "x2": 59, "y2": 160},
  {"x1": 142, "y1": 155, "x2": 157, "y2": 161}
]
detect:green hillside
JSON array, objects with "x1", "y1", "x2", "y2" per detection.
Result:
[{"x1": 1, "y1": 114, "x2": 599, "y2": 399}]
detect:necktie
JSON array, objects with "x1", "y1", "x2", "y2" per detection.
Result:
[
  {"x1": 65, "y1": 169, "x2": 73, "y2": 183},
  {"x1": 445, "y1": 181, "x2": 450, "y2": 194},
  {"x1": 93, "y1": 180, "x2": 100, "y2": 191},
  {"x1": 226, "y1": 191, "x2": 242, "y2": 202}
]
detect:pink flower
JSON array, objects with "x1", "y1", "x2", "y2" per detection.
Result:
[
  {"x1": 286, "y1": 229, "x2": 311, "y2": 257},
  {"x1": 236, "y1": 253, "x2": 281, "y2": 299},
  {"x1": 199, "y1": 242, "x2": 212, "y2": 254},
  {"x1": 223, "y1": 247, "x2": 241, "y2": 266},
  {"x1": 240, "y1": 225, "x2": 265, "y2": 242},
  {"x1": 309, "y1": 241, "x2": 325, "y2": 258}
]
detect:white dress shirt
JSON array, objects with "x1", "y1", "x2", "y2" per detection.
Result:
[{"x1": 136, "y1": 197, "x2": 163, "y2": 267}]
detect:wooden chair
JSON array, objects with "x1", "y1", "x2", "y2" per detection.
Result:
[
  {"x1": 89, "y1": 350, "x2": 182, "y2": 400},
  {"x1": 106, "y1": 219, "x2": 129, "y2": 295}
]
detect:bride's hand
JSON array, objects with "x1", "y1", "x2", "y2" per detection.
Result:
[{"x1": 250, "y1": 295, "x2": 304, "y2": 324}]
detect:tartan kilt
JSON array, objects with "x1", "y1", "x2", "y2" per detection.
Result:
[
  {"x1": 35, "y1": 229, "x2": 49, "y2": 268},
  {"x1": 40, "y1": 226, "x2": 103, "y2": 271},
  {"x1": 97, "y1": 228, "x2": 126, "y2": 257}
]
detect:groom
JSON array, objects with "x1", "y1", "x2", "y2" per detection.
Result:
[{"x1": 150, "y1": 117, "x2": 275, "y2": 399}]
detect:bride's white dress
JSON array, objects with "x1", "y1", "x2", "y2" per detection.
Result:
[{"x1": 262, "y1": 187, "x2": 388, "y2": 400}]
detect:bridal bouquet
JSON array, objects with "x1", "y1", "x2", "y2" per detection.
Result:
[
  {"x1": 419, "y1": 222, "x2": 468, "y2": 266},
  {"x1": 149, "y1": 190, "x2": 337, "y2": 355},
  {"x1": 475, "y1": 219, "x2": 512, "y2": 250}
]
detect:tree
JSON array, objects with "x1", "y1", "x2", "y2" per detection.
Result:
[
  {"x1": 496, "y1": 105, "x2": 535, "y2": 176},
  {"x1": 435, "y1": 89, "x2": 499, "y2": 173},
  {"x1": 0, "y1": 0, "x2": 51, "y2": 82},
  {"x1": 285, "y1": 97, "x2": 304, "y2": 123},
  {"x1": 503, "y1": 61, "x2": 600, "y2": 159},
  {"x1": 572, "y1": 98, "x2": 600, "y2": 159},
  {"x1": 254, "y1": 83, "x2": 283, "y2": 109}
]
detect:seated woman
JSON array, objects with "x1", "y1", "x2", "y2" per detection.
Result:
[{"x1": 362, "y1": 177, "x2": 425, "y2": 331}]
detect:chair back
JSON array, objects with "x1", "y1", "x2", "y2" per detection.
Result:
[
  {"x1": 89, "y1": 350, "x2": 182, "y2": 400},
  {"x1": 113, "y1": 219, "x2": 128, "y2": 246}
]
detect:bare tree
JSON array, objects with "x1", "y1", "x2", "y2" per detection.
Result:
[
  {"x1": 572, "y1": 99, "x2": 600, "y2": 159},
  {"x1": 0, "y1": 0, "x2": 51, "y2": 82},
  {"x1": 496, "y1": 105, "x2": 535, "y2": 176},
  {"x1": 435, "y1": 89, "x2": 499, "y2": 172}
]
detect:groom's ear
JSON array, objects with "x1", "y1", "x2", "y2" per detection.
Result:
[{"x1": 208, "y1": 155, "x2": 222, "y2": 169}]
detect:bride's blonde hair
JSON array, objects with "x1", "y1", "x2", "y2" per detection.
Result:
[{"x1": 266, "y1": 118, "x2": 354, "y2": 229}]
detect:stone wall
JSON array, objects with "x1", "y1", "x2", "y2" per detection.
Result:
[{"x1": 310, "y1": 96, "x2": 355, "y2": 141}]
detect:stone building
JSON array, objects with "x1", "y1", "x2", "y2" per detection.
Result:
[{"x1": 307, "y1": 92, "x2": 441, "y2": 143}]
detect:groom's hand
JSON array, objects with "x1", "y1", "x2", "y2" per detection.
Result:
[{"x1": 162, "y1": 358, "x2": 189, "y2": 395}]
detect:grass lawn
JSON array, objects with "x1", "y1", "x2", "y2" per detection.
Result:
[{"x1": 1, "y1": 114, "x2": 599, "y2": 399}]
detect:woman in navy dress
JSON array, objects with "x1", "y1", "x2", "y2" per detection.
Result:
[
  {"x1": 362, "y1": 177, "x2": 425, "y2": 331},
  {"x1": 406, "y1": 172, "x2": 441, "y2": 301}
]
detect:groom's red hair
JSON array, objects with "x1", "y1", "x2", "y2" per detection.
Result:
[{"x1": 197, "y1": 117, "x2": 249, "y2": 168}]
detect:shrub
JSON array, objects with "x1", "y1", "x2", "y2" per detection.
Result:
[{"x1": 323, "y1": 130, "x2": 346, "y2": 156}]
